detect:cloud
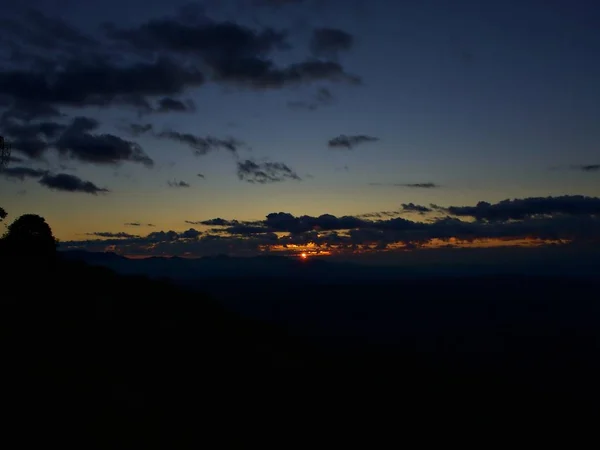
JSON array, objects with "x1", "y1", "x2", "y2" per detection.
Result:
[
  {"x1": 288, "y1": 87, "x2": 335, "y2": 111},
  {"x1": 1, "y1": 115, "x2": 154, "y2": 167},
  {"x1": 54, "y1": 116, "x2": 154, "y2": 167},
  {"x1": 571, "y1": 164, "x2": 600, "y2": 172},
  {"x1": 105, "y1": 15, "x2": 361, "y2": 89},
  {"x1": 0, "y1": 166, "x2": 47, "y2": 181},
  {"x1": 445, "y1": 195, "x2": 600, "y2": 222},
  {"x1": 310, "y1": 28, "x2": 354, "y2": 58},
  {"x1": 61, "y1": 195, "x2": 600, "y2": 257},
  {"x1": 156, "y1": 130, "x2": 243, "y2": 155},
  {"x1": 1, "y1": 100, "x2": 63, "y2": 122},
  {"x1": 0, "y1": 119, "x2": 66, "y2": 158},
  {"x1": 1, "y1": 120, "x2": 67, "y2": 140},
  {"x1": 125, "y1": 222, "x2": 156, "y2": 227},
  {"x1": 127, "y1": 123, "x2": 153, "y2": 137},
  {"x1": 358, "y1": 211, "x2": 400, "y2": 219},
  {"x1": 236, "y1": 159, "x2": 301, "y2": 183},
  {"x1": 0, "y1": 57, "x2": 206, "y2": 110},
  {"x1": 1, "y1": 5, "x2": 362, "y2": 131},
  {"x1": 328, "y1": 134, "x2": 379, "y2": 149},
  {"x1": 87, "y1": 232, "x2": 140, "y2": 239},
  {"x1": 167, "y1": 180, "x2": 190, "y2": 188},
  {"x1": 369, "y1": 182, "x2": 440, "y2": 189},
  {"x1": 39, "y1": 173, "x2": 109, "y2": 195},
  {"x1": 155, "y1": 97, "x2": 196, "y2": 113},
  {"x1": 401, "y1": 203, "x2": 433, "y2": 214},
  {"x1": 197, "y1": 173, "x2": 205, "y2": 178}
]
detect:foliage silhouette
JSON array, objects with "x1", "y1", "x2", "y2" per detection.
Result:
[{"x1": 1, "y1": 213, "x2": 57, "y2": 261}]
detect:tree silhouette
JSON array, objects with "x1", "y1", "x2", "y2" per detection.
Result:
[
  {"x1": 2, "y1": 214, "x2": 57, "y2": 259},
  {"x1": 0, "y1": 207, "x2": 6, "y2": 223}
]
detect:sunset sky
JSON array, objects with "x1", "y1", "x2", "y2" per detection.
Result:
[{"x1": 1, "y1": 0, "x2": 599, "y2": 258}]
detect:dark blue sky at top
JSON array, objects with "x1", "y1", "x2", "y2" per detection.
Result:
[{"x1": 1, "y1": 0, "x2": 599, "y2": 256}]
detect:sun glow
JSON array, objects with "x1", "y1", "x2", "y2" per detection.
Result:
[{"x1": 300, "y1": 252, "x2": 308, "y2": 259}]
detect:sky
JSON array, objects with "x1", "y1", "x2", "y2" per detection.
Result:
[{"x1": 0, "y1": 0, "x2": 599, "y2": 258}]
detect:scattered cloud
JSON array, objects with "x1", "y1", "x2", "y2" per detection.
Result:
[
  {"x1": 167, "y1": 179, "x2": 190, "y2": 188},
  {"x1": 329, "y1": 134, "x2": 379, "y2": 149},
  {"x1": 103, "y1": 13, "x2": 360, "y2": 89},
  {"x1": 155, "y1": 97, "x2": 196, "y2": 113},
  {"x1": 197, "y1": 173, "x2": 205, "y2": 178},
  {"x1": 39, "y1": 173, "x2": 109, "y2": 195},
  {"x1": 0, "y1": 166, "x2": 47, "y2": 181},
  {"x1": 445, "y1": 195, "x2": 600, "y2": 222},
  {"x1": 0, "y1": 57, "x2": 206, "y2": 110},
  {"x1": 310, "y1": 28, "x2": 354, "y2": 59},
  {"x1": 124, "y1": 222, "x2": 155, "y2": 227},
  {"x1": 401, "y1": 203, "x2": 433, "y2": 214},
  {"x1": 288, "y1": 87, "x2": 335, "y2": 111},
  {"x1": 54, "y1": 116, "x2": 154, "y2": 167},
  {"x1": 236, "y1": 159, "x2": 301, "y2": 183},
  {"x1": 1, "y1": 100, "x2": 63, "y2": 123},
  {"x1": 1, "y1": 116, "x2": 154, "y2": 166},
  {"x1": 87, "y1": 232, "x2": 140, "y2": 239},
  {"x1": 127, "y1": 123, "x2": 153, "y2": 137},
  {"x1": 61, "y1": 195, "x2": 600, "y2": 257},
  {"x1": 571, "y1": 164, "x2": 600, "y2": 172},
  {"x1": 156, "y1": 130, "x2": 243, "y2": 155},
  {"x1": 369, "y1": 182, "x2": 440, "y2": 188}
]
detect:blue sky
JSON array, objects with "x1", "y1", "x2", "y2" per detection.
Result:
[{"x1": 1, "y1": 0, "x2": 599, "y2": 257}]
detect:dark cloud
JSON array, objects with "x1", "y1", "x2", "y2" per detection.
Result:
[
  {"x1": 328, "y1": 134, "x2": 379, "y2": 149},
  {"x1": 105, "y1": 16, "x2": 360, "y2": 89},
  {"x1": 0, "y1": 119, "x2": 66, "y2": 158},
  {"x1": 62, "y1": 194, "x2": 600, "y2": 257},
  {"x1": 55, "y1": 117, "x2": 154, "y2": 167},
  {"x1": 402, "y1": 183, "x2": 439, "y2": 189},
  {"x1": 168, "y1": 180, "x2": 191, "y2": 188},
  {"x1": 127, "y1": 123, "x2": 153, "y2": 137},
  {"x1": 197, "y1": 173, "x2": 205, "y2": 178},
  {"x1": 236, "y1": 159, "x2": 301, "y2": 183},
  {"x1": 310, "y1": 28, "x2": 354, "y2": 58},
  {"x1": 359, "y1": 211, "x2": 399, "y2": 219},
  {"x1": 571, "y1": 164, "x2": 600, "y2": 172},
  {"x1": 125, "y1": 222, "x2": 157, "y2": 227},
  {"x1": 287, "y1": 87, "x2": 334, "y2": 110},
  {"x1": 0, "y1": 166, "x2": 47, "y2": 181},
  {"x1": 187, "y1": 218, "x2": 235, "y2": 226},
  {"x1": 39, "y1": 173, "x2": 109, "y2": 195},
  {"x1": 369, "y1": 182, "x2": 440, "y2": 189},
  {"x1": 1, "y1": 9, "x2": 98, "y2": 55},
  {"x1": 1, "y1": 100, "x2": 63, "y2": 122},
  {"x1": 157, "y1": 130, "x2": 242, "y2": 155},
  {"x1": 1, "y1": 119, "x2": 67, "y2": 140},
  {"x1": 1, "y1": 6, "x2": 361, "y2": 129},
  {"x1": 5, "y1": 137, "x2": 49, "y2": 159},
  {"x1": 401, "y1": 203, "x2": 433, "y2": 214},
  {"x1": 156, "y1": 97, "x2": 196, "y2": 113},
  {"x1": 445, "y1": 195, "x2": 600, "y2": 222},
  {"x1": 0, "y1": 57, "x2": 206, "y2": 109},
  {"x1": 1, "y1": 115, "x2": 154, "y2": 166},
  {"x1": 87, "y1": 232, "x2": 140, "y2": 239}
]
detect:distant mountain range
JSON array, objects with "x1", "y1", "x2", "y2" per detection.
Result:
[{"x1": 60, "y1": 247, "x2": 600, "y2": 282}]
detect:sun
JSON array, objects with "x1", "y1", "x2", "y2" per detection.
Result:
[{"x1": 300, "y1": 252, "x2": 307, "y2": 259}]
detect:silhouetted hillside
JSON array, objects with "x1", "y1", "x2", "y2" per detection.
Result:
[{"x1": 3, "y1": 251, "x2": 600, "y2": 445}]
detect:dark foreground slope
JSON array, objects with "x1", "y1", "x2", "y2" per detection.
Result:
[{"x1": 2, "y1": 256, "x2": 600, "y2": 445}]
